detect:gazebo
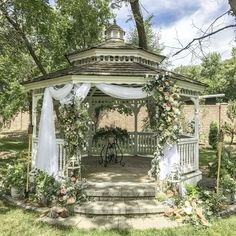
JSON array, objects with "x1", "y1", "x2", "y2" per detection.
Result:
[{"x1": 23, "y1": 21, "x2": 205, "y2": 185}]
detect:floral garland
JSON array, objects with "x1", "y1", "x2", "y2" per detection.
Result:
[
  {"x1": 143, "y1": 73, "x2": 182, "y2": 179},
  {"x1": 59, "y1": 92, "x2": 92, "y2": 158}
]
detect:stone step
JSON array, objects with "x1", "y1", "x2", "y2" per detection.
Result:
[
  {"x1": 84, "y1": 182, "x2": 156, "y2": 200},
  {"x1": 74, "y1": 200, "x2": 167, "y2": 215}
]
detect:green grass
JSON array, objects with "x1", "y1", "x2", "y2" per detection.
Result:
[
  {"x1": 0, "y1": 134, "x2": 28, "y2": 179},
  {"x1": 0, "y1": 134, "x2": 28, "y2": 152},
  {"x1": 1, "y1": 198, "x2": 236, "y2": 236},
  {"x1": 1, "y1": 134, "x2": 236, "y2": 235}
]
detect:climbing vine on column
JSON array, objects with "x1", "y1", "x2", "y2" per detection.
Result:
[{"x1": 143, "y1": 73, "x2": 182, "y2": 179}]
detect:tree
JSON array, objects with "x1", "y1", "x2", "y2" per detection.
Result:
[
  {"x1": 127, "y1": 16, "x2": 163, "y2": 53},
  {"x1": 175, "y1": 48, "x2": 236, "y2": 101},
  {"x1": 110, "y1": 0, "x2": 147, "y2": 49},
  {"x1": 0, "y1": 0, "x2": 111, "y2": 126},
  {"x1": 174, "y1": 1, "x2": 236, "y2": 57}
]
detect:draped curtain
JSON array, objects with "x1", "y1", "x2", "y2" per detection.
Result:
[{"x1": 35, "y1": 83, "x2": 179, "y2": 179}]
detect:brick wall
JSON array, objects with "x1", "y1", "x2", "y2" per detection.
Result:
[
  {"x1": 99, "y1": 104, "x2": 230, "y2": 145},
  {"x1": 1, "y1": 104, "x2": 230, "y2": 145}
]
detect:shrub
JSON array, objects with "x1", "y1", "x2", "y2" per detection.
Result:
[
  {"x1": 209, "y1": 147, "x2": 236, "y2": 179},
  {"x1": 208, "y1": 121, "x2": 218, "y2": 149},
  {"x1": 3, "y1": 162, "x2": 27, "y2": 192}
]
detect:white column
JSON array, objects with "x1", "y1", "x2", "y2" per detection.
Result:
[
  {"x1": 133, "y1": 101, "x2": 140, "y2": 156},
  {"x1": 31, "y1": 91, "x2": 38, "y2": 167},
  {"x1": 191, "y1": 97, "x2": 200, "y2": 170}
]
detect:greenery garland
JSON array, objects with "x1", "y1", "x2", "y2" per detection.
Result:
[
  {"x1": 143, "y1": 73, "x2": 182, "y2": 179},
  {"x1": 59, "y1": 93, "x2": 92, "y2": 158},
  {"x1": 93, "y1": 126, "x2": 129, "y2": 144}
]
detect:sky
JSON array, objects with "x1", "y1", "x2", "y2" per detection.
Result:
[{"x1": 113, "y1": 0, "x2": 236, "y2": 67}]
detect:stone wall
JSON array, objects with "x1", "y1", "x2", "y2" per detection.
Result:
[{"x1": 1, "y1": 104, "x2": 230, "y2": 145}]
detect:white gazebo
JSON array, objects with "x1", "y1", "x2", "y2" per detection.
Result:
[{"x1": 23, "y1": 21, "x2": 206, "y2": 184}]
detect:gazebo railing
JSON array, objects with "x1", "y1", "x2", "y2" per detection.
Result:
[{"x1": 32, "y1": 132, "x2": 198, "y2": 176}]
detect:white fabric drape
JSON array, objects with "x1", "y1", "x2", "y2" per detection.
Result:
[
  {"x1": 36, "y1": 82, "x2": 178, "y2": 178},
  {"x1": 36, "y1": 84, "x2": 73, "y2": 177},
  {"x1": 75, "y1": 83, "x2": 91, "y2": 99},
  {"x1": 96, "y1": 83, "x2": 149, "y2": 99},
  {"x1": 159, "y1": 144, "x2": 180, "y2": 180},
  {"x1": 36, "y1": 83, "x2": 91, "y2": 176}
]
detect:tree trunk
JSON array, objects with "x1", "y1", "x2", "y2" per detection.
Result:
[
  {"x1": 130, "y1": 0, "x2": 147, "y2": 49},
  {"x1": 230, "y1": 132, "x2": 234, "y2": 145},
  {"x1": 229, "y1": 0, "x2": 236, "y2": 16}
]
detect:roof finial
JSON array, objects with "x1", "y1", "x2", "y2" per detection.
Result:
[{"x1": 113, "y1": 18, "x2": 117, "y2": 25}]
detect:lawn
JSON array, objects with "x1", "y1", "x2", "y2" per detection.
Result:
[
  {"x1": 1, "y1": 198, "x2": 236, "y2": 236},
  {"x1": 0, "y1": 133, "x2": 28, "y2": 179},
  {"x1": 1, "y1": 134, "x2": 236, "y2": 235},
  {"x1": 199, "y1": 148, "x2": 216, "y2": 167},
  {"x1": 0, "y1": 133, "x2": 28, "y2": 152}
]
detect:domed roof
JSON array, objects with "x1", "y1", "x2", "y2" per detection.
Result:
[{"x1": 104, "y1": 19, "x2": 125, "y2": 42}]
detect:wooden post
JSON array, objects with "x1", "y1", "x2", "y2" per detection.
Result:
[{"x1": 134, "y1": 101, "x2": 139, "y2": 156}]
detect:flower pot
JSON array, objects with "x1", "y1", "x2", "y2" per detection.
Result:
[{"x1": 10, "y1": 186, "x2": 23, "y2": 199}]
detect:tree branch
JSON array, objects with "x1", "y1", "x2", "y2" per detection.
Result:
[
  {"x1": 0, "y1": 6, "x2": 47, "y2": 75},
  {"x1": 229, "y1": 0, "x2": 236, "y2": 15},
  {"x1": 173, "y1": 24, "x2": 236, "y2": 56}
]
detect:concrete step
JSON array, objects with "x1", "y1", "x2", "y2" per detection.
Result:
[
  {"x1": 74, "y1": 200, "x2": 167, "y2": 215},
  {"x1": 84, "y1": 182, "x2": 156, "y2": 200}
]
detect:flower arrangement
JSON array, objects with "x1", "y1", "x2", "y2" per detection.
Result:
[
  {"x1": 59, "y1": 95, "x2": 92, "y2": 158},
  {"x1": 143, "y1": 73, "x2": 181, "y2": 178},
  {"x1": 57, "y1": 176, "x2": 86, "y2": 205},
  {"x1": 93, "y1": 126, "x2": 129, "y2": 144}
]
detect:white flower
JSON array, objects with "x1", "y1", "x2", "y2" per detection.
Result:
[{"x1": 183, "y1": 207, "x2": 193, "y2": 215}]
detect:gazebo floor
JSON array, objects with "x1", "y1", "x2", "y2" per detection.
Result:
[{"x1": 81, "y1": 155, "x2": 155, "y2": 183}]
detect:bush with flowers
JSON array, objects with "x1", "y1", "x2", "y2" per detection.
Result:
[
  {"x1": 143, "y1": 73, "x2": 181, "y2": 178},
  {"x1": 28, "y1": 170, "x2": 86, "y2": 207},
  {"x1": 56, "y1": 175, "x2": 86, "y2": 206}
]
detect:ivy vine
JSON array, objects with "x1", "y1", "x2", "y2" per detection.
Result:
[{"x1": 143, "y1": 73, "x2": 182, "y2": 179}]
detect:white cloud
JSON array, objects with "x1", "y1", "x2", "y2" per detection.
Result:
[{"x1": 115, "y1": 0, "x2": 235, "y2": 67}]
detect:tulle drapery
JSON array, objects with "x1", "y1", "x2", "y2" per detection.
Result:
[{"x1": 35, "y1": 83, "x2": 180, "y2": 180}]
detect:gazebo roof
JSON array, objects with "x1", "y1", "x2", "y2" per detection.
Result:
[
  {"x1": 23, "y1": 21, "x2": 206, "y2": 95},
  {"x1": 23, "y1": 61, "x2": 204, "y2": 87}
]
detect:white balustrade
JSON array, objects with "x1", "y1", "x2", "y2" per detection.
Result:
[{"x1": 32, "y1": 133, "x2": 199, "y2": 177}]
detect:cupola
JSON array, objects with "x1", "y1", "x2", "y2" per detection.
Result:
[{"x1": 105, "y1": 19, "x2": 125, "y2": 42}]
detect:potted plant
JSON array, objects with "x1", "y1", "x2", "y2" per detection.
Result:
[{"x1": 3, "y1": 163, "x2": 27, "y2": 199}]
